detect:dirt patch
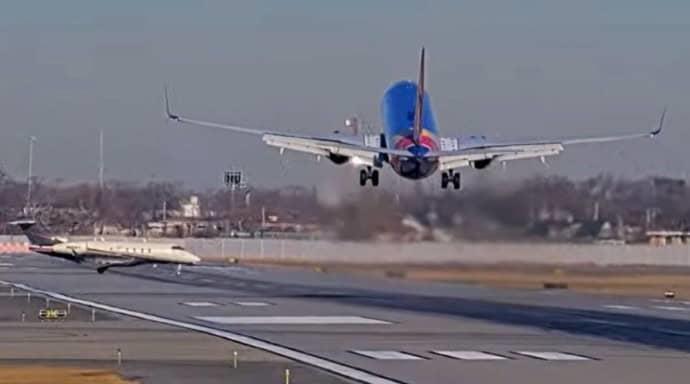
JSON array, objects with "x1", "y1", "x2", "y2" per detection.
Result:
[{"x1": 0, "y1": 366, "x2": 136, "y2": 384}]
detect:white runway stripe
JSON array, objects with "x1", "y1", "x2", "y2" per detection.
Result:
[
  {"x1": 232, "y1": 301, "x2": 272, "y2": 307},
  {"x1": 514, "y1": 351, "x2": 592, "y2": 361},
  {"x1": 195, "y1": 316, "x2": 390, "y2": 325},
  {"x1": 433, "y1": 351, "x2": 508, "y2": 360},
  {"x1": 603, "y1": 304, "x2": 638, "y2": 310},
  {"x1": 1, "y1": 280, "x2": 399, "y2": 384},
  {"x1": 352, "y1": 350, "x2": 423, "y2": 360},
  {"x1": 653, "y1": 306, "x2": 687, "y2": 312},
  {"x1": 182, "y1": 301, "x2": 219, "y2": 307}
]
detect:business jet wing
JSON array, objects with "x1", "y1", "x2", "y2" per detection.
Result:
[
  {"x1": 165, "y1": 89, "x2": 410, "y2": 166},
  {"x1": 431, "y1": 109, "x2": 665, "y2": 171}
]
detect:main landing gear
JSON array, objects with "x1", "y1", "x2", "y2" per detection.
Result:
[
  {"x1": 441, "y1": 170, "x2": 461, "y2": 190},
  {"x1": 359, "y1": 166, "x2": 380, "y2": 187}
]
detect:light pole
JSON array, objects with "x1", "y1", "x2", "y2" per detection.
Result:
[
  {"x1": 99, "y1": 130, "x2": 104, "y2": 191},
  {"x1": 26, "y1": 136, "x2": 37, "y2": 213}
]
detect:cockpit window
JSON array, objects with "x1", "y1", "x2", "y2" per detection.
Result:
[{"x1": 171, "y1": 245, "x2": 185, "y2": 250}]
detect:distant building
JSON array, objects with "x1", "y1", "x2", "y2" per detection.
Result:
[
  {"x1": 181, "y1": 195, "x2": 201, "y2": 218},
  {"x1": 646, "y1": 230, "x2": 690, "y2": 246}
]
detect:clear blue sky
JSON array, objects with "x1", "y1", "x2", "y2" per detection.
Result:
[{"x1": 0, "y1": 1, "x2": 688, "y2": 192}]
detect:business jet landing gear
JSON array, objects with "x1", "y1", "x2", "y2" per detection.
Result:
[
  {"x1": 441, "y1": 170, "x2": 461, "y2": 190},
  {"x1": 176, "y1": 264, "x2": 182, "y2": 276},
  {"x1": 359, "y1": 167, "x2": 379, "y2": 187}
]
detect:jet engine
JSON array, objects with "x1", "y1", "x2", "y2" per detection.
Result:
[
  {"x1": 470, "y1": 158, "x2": 494, "y2": 170},
  {"x1": 327, "y1": 153, "x2": 350, "y2": 165}
]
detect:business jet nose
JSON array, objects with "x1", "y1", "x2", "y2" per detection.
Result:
[{"x1": 187, "y1": 253, "x2": 202, "y2": 265}]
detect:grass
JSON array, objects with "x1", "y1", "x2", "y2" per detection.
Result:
[
  {"x1": 245, "y1": 259, "x2": 690, "y2": 299},
  {"x1": 0, "y1": 366, "x2": 136, "y2": 384}
]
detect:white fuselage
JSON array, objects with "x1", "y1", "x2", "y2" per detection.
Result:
[{"x1": 32, "y1": 240, "x2": 201, "y2": 265}]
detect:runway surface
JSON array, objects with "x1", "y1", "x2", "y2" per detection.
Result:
[{"x1": 2, "y1": 254, "x2": 690, "y2": 383}]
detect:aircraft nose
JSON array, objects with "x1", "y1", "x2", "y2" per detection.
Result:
[{"x1": 188, "y1": 253, "x2": 202, "y2": 265}]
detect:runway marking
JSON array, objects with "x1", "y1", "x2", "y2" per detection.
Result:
[
  {"x1": 195, "y1": 316, "x2": 391, "y2": 325},
  {"x1": 581, "y1": 318, "x2": 631, "y2": 327},
  {"x1": 0, "y1": 263, "x2": 13, "y2": 267},
  {"x1": 653, "y1": 306, "x2": 687, "y2": 312},
  {"x1": 232, "y1": 301, "x2": 272, "y2": 307},
  {"x1": 194, "y1": 266, "x2": 256, "y2": 275},
  {"x1": 653, "y1": 328, "x2": 690, "y2": 337},
  {"x1": 603, "y1": 305, "x2": 638, "y2": 311},
  {"x1": 182, "y1": 301, "x2": 219, "y2": 307},
  {"x1": 432, "y1": 351, "x2": 508, "y2": 361},
  {"x1": 351, "y1": 351, "x2": 424, "y2": 360},
  {"x1": 0, "y1": 280, "x2": 401, "y2": 384},
  {"x1": 514, "y1": 351, "x2": 593, "y2": 361}
]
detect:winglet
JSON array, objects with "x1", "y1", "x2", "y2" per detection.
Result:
[
  {"x1": 650, "y1": 106, "x2": 666, "y2": 137},
  {"x1": 164, "y1": 85, "x2": 180, "y2": 121},
  {"x1": 412, "y1": 47, "x2": 425, "y2": 145}
]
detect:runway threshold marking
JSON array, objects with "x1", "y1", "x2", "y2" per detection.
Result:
[
  {"x1": 195, "y1": 316, "x2": 391, "y2": 325},
  {"x1": 0, "y1": 280, "x2": 402, "y2": 384},
  {"x1": 232, "y1": 301, "x2": 272, "y2": 307},
  {"x1": 514, "y1": 351, "x2": 593, "y2": 361},
  {"x1": 351, "y1": 351, "x2": 424, "y2": 360},
  {"x1": 182, "y1": 301, "x2": 219, "y2": 307},
  {"x1": 603, "y1": 305, "x2": 638, "y2": 311},
  {"x1": 653, "y1": 306, "x2": 687, "y2": 312},
  {"x1": 432, "y1": 351, "x2": 508, "y2": 361}
]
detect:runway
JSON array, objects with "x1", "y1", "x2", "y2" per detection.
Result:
[{"x1": 2, "y1": 254, "x2": 690, "y2": 384}]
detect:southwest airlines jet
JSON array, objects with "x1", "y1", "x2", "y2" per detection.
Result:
[{"x1": 166, "y1": 49, "x2": 664, "y2": 189}]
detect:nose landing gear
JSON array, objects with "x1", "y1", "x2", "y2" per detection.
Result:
[
  {"x1": 359, "y1": 166, "x2": 380, "y2": 187},
  {"x1": 441, "y1": 170, "x2": 461, "y2": 190}
]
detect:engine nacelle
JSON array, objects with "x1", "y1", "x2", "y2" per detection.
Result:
[
  {"x1": 471, "y1": 158, "x2": 493, "y2": 170},
  {"x1": 327, "y1": 153, "x2": 350, "y2": 165}
]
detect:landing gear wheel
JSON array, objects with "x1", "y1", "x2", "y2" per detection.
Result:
[
  {"x1": 441, "y1": 172, "x2": 449, "y2": 189},
  {"x1": 358, "y1": 167, "x2": 380, "y2": 187},
  {"x1": 371, "y1": 170, "x2": 380, "y2": 187},
  {"x1": 359, "y1": 169, "x2": 368, "y2": 186},
  {"x1": 453, "y1": 172, "x2": 461, "y2": 190}
]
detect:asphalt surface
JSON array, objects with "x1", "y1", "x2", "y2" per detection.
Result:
[
  {"x1": 0, "y1": 272, "x2": 347, "y2": 384},
  {"x1": 2, "y1": 254, "x2": 690, "y2": 383}
]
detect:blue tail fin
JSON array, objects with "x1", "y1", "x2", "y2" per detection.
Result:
[{"x1": 412, "y1": 47, "x2": 425, "y2": 145}]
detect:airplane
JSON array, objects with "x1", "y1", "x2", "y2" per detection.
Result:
[
  {"x1": 164, "y1": 48, "x2": 665, "y2": 190},
  {"x1": 10, "y1": 220, "x2": 201, "y2": 274}
]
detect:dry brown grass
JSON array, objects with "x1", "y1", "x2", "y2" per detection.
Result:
[
  {"x1": 403, "y1": 267, "x2": 690, "y2": 298},
  {"x1": 245, "y1": 259, "x2": 690, "y2": 299},
  {"x1": 0, "y1": 366, "x2": 136, "y2": 384}
]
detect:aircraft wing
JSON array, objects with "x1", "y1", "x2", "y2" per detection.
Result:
[
  {"x1": 165, "y1": 90, "x2": 411, "y2": 166},
  {"x1": 431, "y1": 109, "x2": 666, "y2": 171}
]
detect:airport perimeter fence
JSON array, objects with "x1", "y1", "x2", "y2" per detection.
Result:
[{"x1": 1, "y1": 235, "x2": 689, "y2": 266}]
